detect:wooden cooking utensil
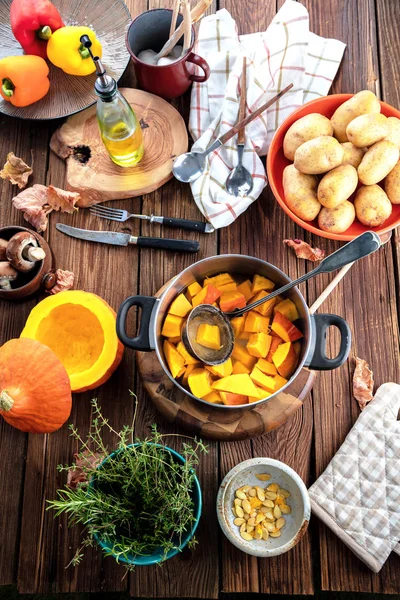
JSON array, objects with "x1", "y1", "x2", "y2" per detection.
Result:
[{"x1": 169, "y1": 0, "x2": 180, "y2": 37}]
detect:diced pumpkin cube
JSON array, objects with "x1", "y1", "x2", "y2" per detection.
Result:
[
  {"x1": 212, "y1": 373, "x2": 260, "y2": 397},
  {"x1": 266, "y1": 335, "x2": 283, "y2": 362},
  {"x1": 232, "y1": 343, "x2": 257, "y2": 370},
  {"x1": 216, "y1": 281, "x2": 237, "y2": 293},
  {"x1": 271, "y1": 312, "x2": 303, "y2": 342},
  {"x1": 232, "y1": 361, "x2": 251, "y2": 374},
  {"x1": 182, "y1": 363, "x2": 200, "y2": 386},
  {"x1": 248, "y1": 385, "x2": 272, "y2": 403},
  {"x1": 162, "y1": 314, "x2": 183, "y2": 338},
  {"x1": 219, "y1": 391, "x2": 248, "y2": 406},
  {"x1": 177, "y1": 341, "x2": 199, "y2": 365},
  {"x1": 273, "y1": 298, "x2": 300, "y2": 322},
  {"x1": 272, "y1": 341, "x2": 298, "y2": 378},
  {"x1": 256, "y1": 358, "x2": 278, "y2": 376},
  {"x1": 231, "y1": 316, "x2": 245, "y2": 337},
  {"x1": 250, "y1": 366, "x2": 279, "y2": 392},
  {"x1": 244, "y1": 311, "x2": 270, "y2": 333},
  {"x1": 238, "y1": 330, "x2": 252, "y2": 340},
  {"x1": 252, "y1": 274, "x2": 275, "y2": 294},
  {"x1": 293, "y1": 341, "x2": 302, "y2": 356},
  {"x1": 204, "y1": 273, "x2": 234, "y2": 287},
  {"x1": 219, "y1": 291, "x2": 246, "y2": 313},
  {"x1": 187, "y1": 281, "x2": 202, "y2": 299},
  {"x1": 176, "y1": 365, "x2": 187, "y2": 378},
  {"x1": 196, "y1": 323, "x2": 221, "y2": 350},
  {"x1": 274, "y1": 374, "x2": 288, "y2": 390},
  {"x1": 252, "y1": 290, "x2": 277, "y2": 316},
  {"x1": 246, "y1": 333, "x2": 272, "y2": 358},
  {"x1": 206, "y1": 358, "x2": 233, "y2": 378},
  {"x1": 237, "y1": 279, "x2": 253, "y2": 301},
  {"x1": 163, "y1": 340, "x2": 185, "y2": 378},
  {"x1": 168, "y1": 336, "x2": 181, "y2": 344},
  {"x1": 169, "y1": 293, "x2": 192, "y2": 317},
  {"x1": 192, "y1": 284, "x2": 221, "y2": 307},
  {"x1": 188, "y1": 368, "x2": 213, "y2": 398},
  {"x1": 203, "y1": 391, "x2": 223, "y2": 404}
]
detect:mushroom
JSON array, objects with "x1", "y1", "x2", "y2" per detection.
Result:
[
  {"x1": 6, "y1": 231, "x2": 46, "y2": 273},
  {"x1": 0, "y1": 261, "x2": 18, "y2": 290},
  {"x1": 0, "y1": 239, "x2": 7, "y2": 261}
]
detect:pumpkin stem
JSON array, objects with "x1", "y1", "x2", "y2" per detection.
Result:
[{"x1": 0, "y1": 391, "x2": 14, "y2": 412}]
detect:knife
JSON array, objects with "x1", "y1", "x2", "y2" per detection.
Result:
[{"x1": 56, "y1": 223, "x2": 200, "y2": 253}]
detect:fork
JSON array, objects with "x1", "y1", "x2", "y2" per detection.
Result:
[{"x1": 89, "y1": 205, "x2": 215, "y2": 233}]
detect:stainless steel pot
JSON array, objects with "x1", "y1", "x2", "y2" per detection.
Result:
[{"x1": 117, "y1": 255, "x2": 351, "y2": 410}]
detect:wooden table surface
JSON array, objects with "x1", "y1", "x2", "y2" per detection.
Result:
[{"x1": 1, "y1": 0, "x2": 400, "y2": 596}]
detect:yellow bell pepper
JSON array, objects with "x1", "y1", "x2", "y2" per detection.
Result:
[{"x1": 47, "y1": 26, "x2": 102, "y2": 76}]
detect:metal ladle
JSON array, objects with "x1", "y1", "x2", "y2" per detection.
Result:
[
  {"x1": 173, "y1": 83, "x2": 293, "y2": 183},
  {"x1": 182, "y1": 231, "x2": 382, "y2": 365}
]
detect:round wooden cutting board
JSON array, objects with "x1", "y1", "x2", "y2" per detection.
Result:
[{"x1": 50, "y1": 88, "x2": 188, "y2": 206}]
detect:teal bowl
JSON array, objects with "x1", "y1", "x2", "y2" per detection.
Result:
[{"x1": 92, "y1": 443, "x2": 202, "y2": 566}]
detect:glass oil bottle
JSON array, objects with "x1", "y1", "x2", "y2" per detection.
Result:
[{"x1": 80, "y1": 34, "x2": 144, "y2": 167}]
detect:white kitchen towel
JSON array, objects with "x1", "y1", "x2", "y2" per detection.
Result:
[
  {"x1": 308, "y1": 382, "x2": 400, "y2": 573},
  {"x1": 188, "y1": 0, "x2": 346, "y2": 229}
]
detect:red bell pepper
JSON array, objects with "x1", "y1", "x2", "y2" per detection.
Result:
[{"x1": 10, "y1": 0, "x2": 64, "y2": 59}]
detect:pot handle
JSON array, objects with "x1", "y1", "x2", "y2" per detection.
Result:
[
  {"x1": 117, "y1": 296, "x2": 157, "y2": 351},
  {"x1": 305, "y1": 314, "x2": 351, "y2": 371}
]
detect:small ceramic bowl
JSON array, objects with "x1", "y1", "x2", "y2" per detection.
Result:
[{"x1": 217, "y1": 458, "x2": 310, "y2": 557}]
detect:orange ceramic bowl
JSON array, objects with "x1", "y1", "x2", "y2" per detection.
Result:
[{"x1": 267, "y1": 94, "x2": 400, "y2": 241}]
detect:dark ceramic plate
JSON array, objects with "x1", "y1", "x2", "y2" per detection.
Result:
[{"x1": 0, "y1": 0, "x2": 131, "y2": 120}]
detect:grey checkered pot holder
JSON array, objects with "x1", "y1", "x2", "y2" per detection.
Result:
[{"x1": 309, "y1": 382, "x2": 400, "y2": 573}]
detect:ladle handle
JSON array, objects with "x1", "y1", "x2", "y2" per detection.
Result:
[{"x1": 218, "y1": 83, "x2": 293, "y2": 146}]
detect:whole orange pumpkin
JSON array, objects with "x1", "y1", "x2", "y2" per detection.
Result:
[{"x1": 0, "y1": 338, "x2": 72, "y2": 433}]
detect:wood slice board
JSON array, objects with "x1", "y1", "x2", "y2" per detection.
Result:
[{"x1": 50, "y1": 88, "x2": 188, "y2": 206}]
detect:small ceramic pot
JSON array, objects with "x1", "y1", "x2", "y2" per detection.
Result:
[
  {"x1": 216, "y1": 457, "x2": 310, "y2": 557},
  {"x1": 116, "y1": 254, "x2": 352, "y2": 410},
  {"x1": 126, "y1": 8, "x2": 210, "y2": 99},
  {"x1": 0, "y1": 226, "x2": 56, "y2": 300},
  {"x1": 93, "y1": 443, "x2": 202, "y2": 566}
]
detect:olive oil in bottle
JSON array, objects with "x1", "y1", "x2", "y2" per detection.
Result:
[{"x1": 80, "y1": 35, "x2": 144, "y2": 167}]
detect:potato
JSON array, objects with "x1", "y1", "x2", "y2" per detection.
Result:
[
  {"x1": 317, "y1": 165, "x2": 358, "y2": 208},
  {"x1": 293, "y1": 136, "x2": 344, "y2": 174},
  {"x1": 354, "y1": 185, "x2": 392, "y2": 227},
  {"x1": 357, "y1": 140, "x2": 400, "y2": 185},
  {"x1": 283, "y1": 113, "x2": 333, "y2": 161},
  {"x1": 346, "y1": 113, "x2": 389, "y2": 148},
  {"x1": 384, "y1": 116, "x2": 400, "y2": 149},
  {"x1": 384, "y1": 160, "x2": 400, "y2": 204},
  {"x1": 340, "y1": 142, "x2": 366, "y2": 168},
  {"x1": 331, "y1": 90, "x2": 381, "y2": 142},
  {"x1": 318, "y1": 201, "x2": 355, "y2": 233},
  {"x1": 282, "y1": 165, "x2": 321, "y2": 221}
]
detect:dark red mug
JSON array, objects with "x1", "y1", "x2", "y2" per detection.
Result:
[{"x1": 126, "y1": 8, "x2": 210, "y2": 100}]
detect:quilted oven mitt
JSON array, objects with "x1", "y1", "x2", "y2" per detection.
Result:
[{"x1": 308, "y1": 382, "x2": 400, "y2": 573}]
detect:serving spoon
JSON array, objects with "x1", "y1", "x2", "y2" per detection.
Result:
[
  {"x1": 182, "y1": 231, "x2": 381, "y2": 365},
  {"x1": 173, "y1": 83, "x2": 293, "y2": 183}
]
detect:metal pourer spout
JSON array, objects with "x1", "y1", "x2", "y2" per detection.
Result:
[{"x1": 80, "y1": 34, "x2": 117, "y2": 100}]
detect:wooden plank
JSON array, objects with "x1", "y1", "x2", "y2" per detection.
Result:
[
  {"x1": 217, "y1": 0, "x2": 314, "y2": 594},
  {"x1": 303, "y1": 0, "x2": 400, "y2": 592},
  {"x1": 0, "y1": 116, "x2": 51, "y2": 585}
]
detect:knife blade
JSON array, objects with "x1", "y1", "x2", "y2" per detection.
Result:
[{"x1": 56, "y1": 224, "x2": 200, "y2": 253}]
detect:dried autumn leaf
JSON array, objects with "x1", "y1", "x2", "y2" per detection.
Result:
[
  {"x1": 12, "y1": 184, "x2": 79, "y2": 232},
  {"x1": 48, "y1": 269, "x2": 75, "y2": 295},
  {"x1": 283, "y1": 239, "x2": 325, "y2": 261},
  {"x1": 0, "y1": 152, "x2": 33, "y2": 189},
  {"x1": 353, "y1": 357, "x2": 374, "y2": 410},
  {"x1": 67, "y1": 452, "x2": 105, "y2": 489}
]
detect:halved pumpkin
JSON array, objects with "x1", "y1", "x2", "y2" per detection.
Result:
[{"x1": 20, "y1": 291, "x2": 124, "y2": 393}]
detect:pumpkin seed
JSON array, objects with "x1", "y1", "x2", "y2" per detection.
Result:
[
  {"x1": 242, "y1": 499, "x2": 252, "y2": 514},
  {"x1": 240, "y1": 523, "x2": 246, "y2": 533},
  {"x1": 246, "y1": 525, "x2": 254, "y2": 534},
  {"x1": 241, "y1": 531, "x2": 253, "y2": 541},
  {"x1": 244, "y1": 513, "x2": 250, "y2": 521},
  {"x1": 267, "y1": 483, "x2": 280, "y2": 493},
  {"x1": 236, "y1": 506, "x2": 244, "y2": 518},
  {"x1": 241, "y1": 485, "x2": 252, "y2": 492},
  {"x1": 256, "y1": 487, "x2": 265, "y2": 502},
  {"x1": 273, "y1": 505, "x2": 282, "y2": 519},
  {"x1": 281, "y1": 504, "x2": 292, "y2": 514},
  {"x1": 262, "y1": 528, "x2": 269, "y2": 540},
  {"x1": 265, "y1": 491, "x2": 277, "y2": 500},
  {"x1": 266, "y1": 522, "x2": 277, "y2": 532},
  {"x1": 275, "y1": 495, "x2": 284, "y2": 505},
  {"x1": 248, "y1": 488, "x2": 256, "y2": 497},
  {"x1": 247, "y1": 517, "x2": 256, "y2": 527},
  {"x1": 236, "y1": 490, "x2": 246, "y2": 500},
  {"x1": 250, "y1": 510, "x2": 257, "y2": 518},
  {"x1": 255, "y1": 473, "x2": 271, "y2": 481},
  {"x1": 234, "y1": 498, "x2": 242, "y2": 507},
  {"x1": 279, "y1": 489, "x2": 291, "y2": 498},
  {"x1": 270, "y1": 530, "x2": 281, "y2": 538},
  {"x1": 254, "y1": 526, "x2": 263, "y2": 540},
  {"x1": 276, "y1": 517, "x2": 286, "y2": 530},
  {"x1": 232, "y1": 506, "x2": 237, "y2": 517},
  {"x1": 264, "y1": 511, "x2": 274, "y2": 521},
  {"x1": 234, "y1": 517, "x2": 245, "y2": 526},
  {"x1": 256, "y1": 513, "x2": 265, "y2": 524},
  {"x1": 262, "y1": 499, "x2": 275, "y2": 508}
]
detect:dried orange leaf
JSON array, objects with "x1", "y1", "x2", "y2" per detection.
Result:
[
  {"x1": 353, "y1": 357, "x2": 374, "y2": 410},
  {"x1": 283, "y1": 239, "x2": 325, "y2": 261},
  {"x1": 48, "y1": 269, "x2": 75, "y2": 295},
  {"x1": 0, "y1": 152, "x2": 33, "y2": 189},
  {"x1": 67, "y1": 451, "x2": 104, "y2": 488},
  {"x1": 12, "y1": 184, "x2": 79, "y2": 232}
]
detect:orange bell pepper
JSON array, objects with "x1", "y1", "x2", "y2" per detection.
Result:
[{"x1": 0, "y1": 55, "x2": 50, "y2": 107}]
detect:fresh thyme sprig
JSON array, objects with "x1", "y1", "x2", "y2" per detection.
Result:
[{"x1": 47, "y1": 395, "x2": 207, "y2": 570}]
